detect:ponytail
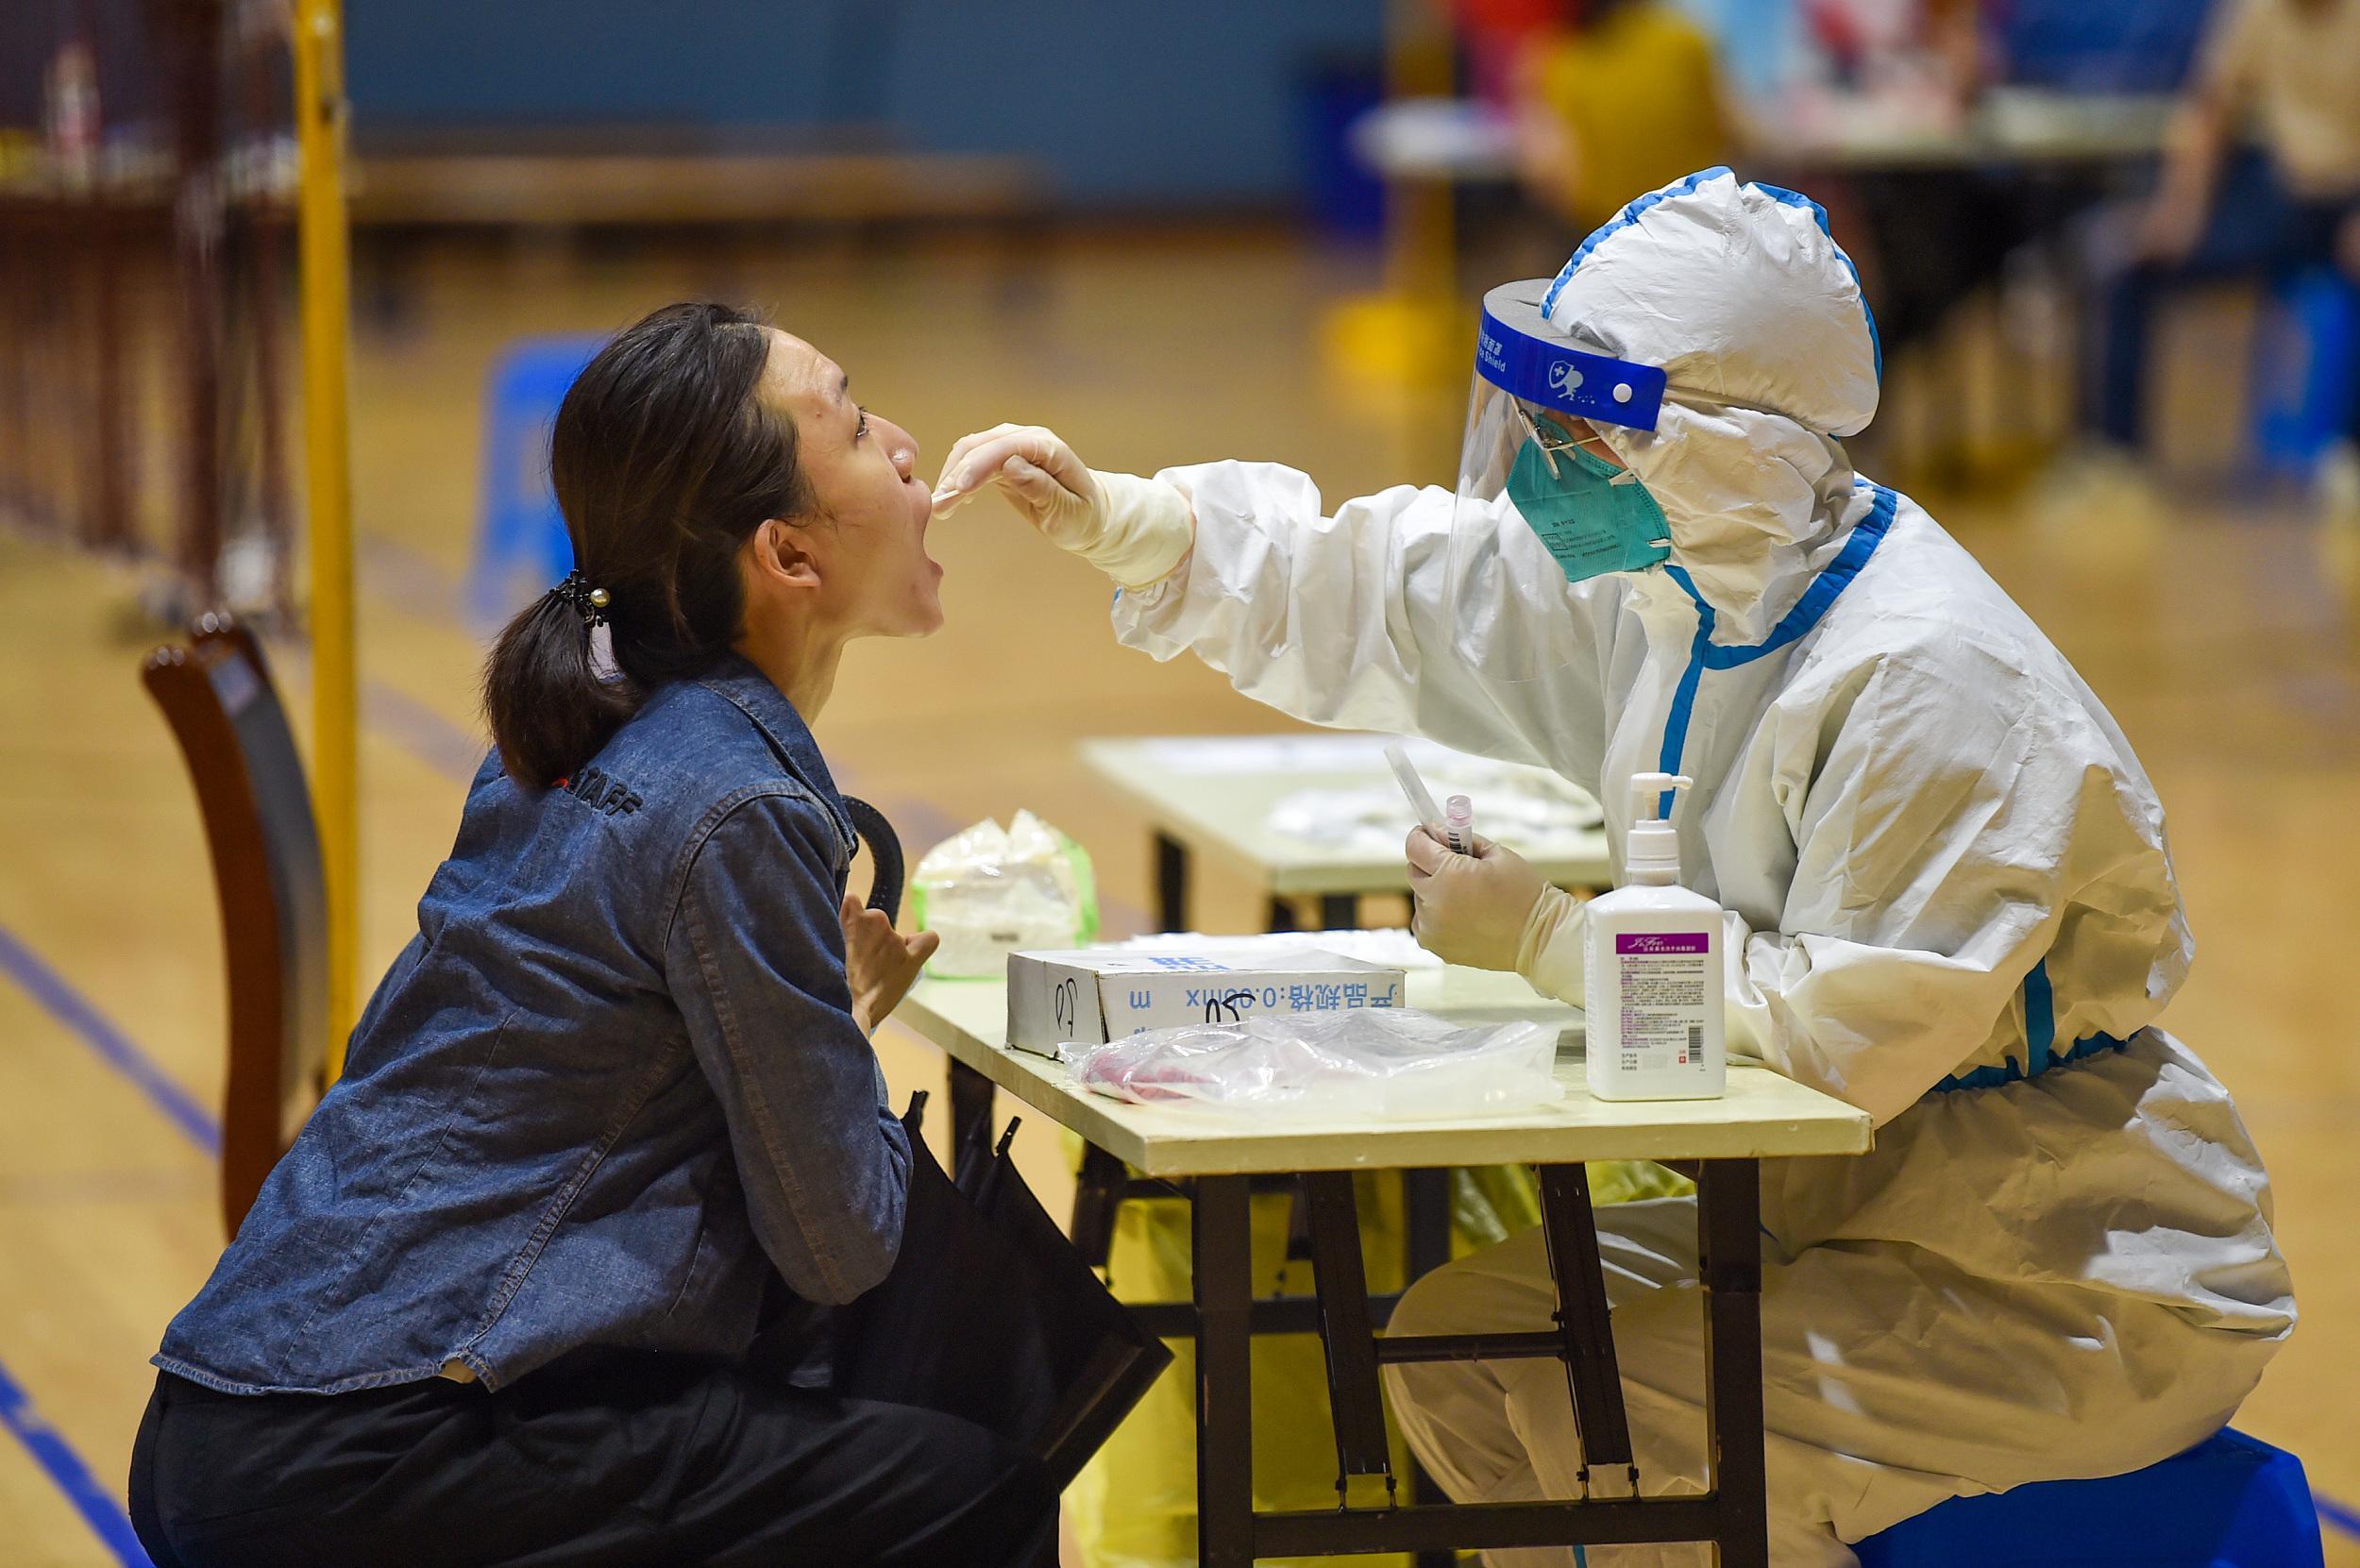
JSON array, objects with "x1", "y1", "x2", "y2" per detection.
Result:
[
  {"x1": 483, "y1": 574, "x2": 638, "y2": 790},
  {"x1": 480, "y1": 302, "x2": 810, "y2": 787}
]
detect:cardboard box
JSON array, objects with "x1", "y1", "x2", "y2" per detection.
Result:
[{"x1": 1006, "y1": 948, "x2": 1408, "y2": 1057}]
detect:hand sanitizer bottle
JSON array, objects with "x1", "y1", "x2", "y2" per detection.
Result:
[{"x1": 1583, "y1": 773, "x2": 1726, "y2": 1101}]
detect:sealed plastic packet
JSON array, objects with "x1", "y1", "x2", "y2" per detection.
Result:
[{"x1": 1064, "y1": 1009, "x2": 1562, "y2": 1119}]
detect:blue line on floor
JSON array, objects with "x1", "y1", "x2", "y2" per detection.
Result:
[
  {"x1": 358, "y1": 534, "x2": 477, "y2": 631},
  {"x1": 362, "y1": 678, "x2": 488, "y2": 783},
  {"x1": 0, "y1": 1354, "x2": 152, "y2": 1567},
  {"x1": 2318, "y1": 1490, "x2": 2360, "y2": 1541},
  {"x1": 0, "y1": 923, "x2": 219, "y2": 1155},
  {"x1": 264, "y1": 636, "x2": 492, "y2": 786}
]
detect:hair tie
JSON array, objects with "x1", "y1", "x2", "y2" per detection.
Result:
[{"x1": 550, "y1": 570, "x2": 610, "y2": 630}]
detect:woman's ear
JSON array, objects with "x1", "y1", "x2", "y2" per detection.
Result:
[{"x1": 745, "y1": 518, "x2": 824, "y2": 596}]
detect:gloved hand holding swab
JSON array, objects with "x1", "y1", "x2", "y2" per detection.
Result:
[{"x1": 929, "y1": 423, "x2": 1197, "y2": 588}]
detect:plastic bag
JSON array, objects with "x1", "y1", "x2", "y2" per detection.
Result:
[
  {"x1": 1063, "y1": 1008, "x2": 1561, "y2": 1120},
  {"x1": 912, "y1": 811, "x2": 1099, "y2": 979}
]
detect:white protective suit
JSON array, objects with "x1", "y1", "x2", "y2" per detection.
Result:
[{"x1": 1107, "y1": 170, "x2": 2295, "y2": 1565}]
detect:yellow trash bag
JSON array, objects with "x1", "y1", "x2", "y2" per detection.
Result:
[{"x1": 1067, "y1": 1160, "x2": 1691, "y2": 1568}]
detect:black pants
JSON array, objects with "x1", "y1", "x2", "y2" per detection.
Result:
[
  {"x1": 2093, "y1": 153, "x2": 2360, "y2": 449},
  {"x1": 127, "y1": 1354, "x2": 1057, "y2": 1568}
]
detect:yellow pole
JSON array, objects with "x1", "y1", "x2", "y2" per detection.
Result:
[
  {"x1": 1384, "y1": 0, "x2": 1457, "y2": 305},
  {"x1": 1313, "y1": 0, "x2": 1460, "y2": 398},
  {"x1": 292, "y1": 0, "x2": 359, "y2": 1078}
]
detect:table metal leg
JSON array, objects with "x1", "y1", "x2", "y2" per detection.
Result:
[
  {"x1": 1400, "y1": 1169, "x2": 1457, "y2": 1568},
  {"x1": 1537, "y1": 1163, "x2": 1634, "y2": 1477},
  {"x1": 1697, "y1": 1159, "x2": 1768, "y2": 1568},
  {"x1": 1283, "y1": 1180, "x2": 1315, "y2": 1263},
  {"x1": 1301, "y1": 1172, "x2": 1392, "y2": 1490},
  {"x1": 1156, "y1": 831, "x2": 1189, "y2": 934},
  {"x1": 1318, "y1": 892, "x2": 1359, "y2": 929},
  {"x1": 1402, "y1": 1168, "x2": 1452, "y2": 1281},
  {"x1": 1193, "y1": 1174, "x2": 1256, "y2": 1568},
  {"x1": 1070, "y1": 1141, "x2": 1128, "y2": 1271},
  {"x1": 1155, "y1": 1159, "x2": 1774, "y2": 1564}
]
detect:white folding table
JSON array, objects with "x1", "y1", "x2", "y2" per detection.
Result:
[
  {"x1": 1077, "y1": 735, "x2": 1613, "y2": 933},
  {"x1": 900, "y1": 969, "x2": 1872, "y2": 1566}
]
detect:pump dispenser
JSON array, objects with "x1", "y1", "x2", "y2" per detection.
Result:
[
  {"x1": 1583, "y1": 773, "x2": 1727, "y2": 1101},
  {"x1": 1625, "y1": 773, "x2": 1687, "y2": 884}
]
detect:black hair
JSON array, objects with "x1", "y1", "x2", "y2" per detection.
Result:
[{"x1": 481, "y1": 302, "x2": 813, "y2": 787}]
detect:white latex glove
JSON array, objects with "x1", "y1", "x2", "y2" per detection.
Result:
[
  {"x1": 930, "y1": 424, "x2": 1193, "y2": 589},
  {"x1": 1405, "y1": 827, "x2": 1585, "y2": 1003}
]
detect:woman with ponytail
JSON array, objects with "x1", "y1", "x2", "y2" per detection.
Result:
[{"x1": 129, "y1": 304, "x2": 1052, "y2": 1567}]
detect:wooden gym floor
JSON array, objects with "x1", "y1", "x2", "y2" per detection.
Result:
[{"x1": 2, "y1": 229, "x2": 2356, "y2": 1565}]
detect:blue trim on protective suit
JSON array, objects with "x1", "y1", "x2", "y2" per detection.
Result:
[
  {"x1": 1654, "y1": 603, "x2": 1713, "y2": 821},
  {"x1": 1542, "y1": 166, "x2": 1729, "y2": 318},
  {"x1": 1935, "y1": 1032, "x2": 2128, "y2": 1093},
  {"x1": 1652, "y1": 483, "x2": 1900, "y2": 815},
  {"x1": 2022, "y1": 958, "x2": 2056, "y2": 1076},
  {"x1": 1936, "y1": 957, "x2": 2132, "y2": 1092},
  {"x1": 1932, "y1": 959, "x2": 2063, "y2": 1090},
  {"x1": 1754, "y1": 181, "x2": 1885, "y2": 383}
]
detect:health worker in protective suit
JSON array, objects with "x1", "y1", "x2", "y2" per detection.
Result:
[{"x1": 932, "y1": 168, "x2": 2295, "y2": 1566}]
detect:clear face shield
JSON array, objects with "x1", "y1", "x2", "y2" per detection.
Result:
[{"x1": 1446, "y1": 282, "x2": 1670, "y2": 681}]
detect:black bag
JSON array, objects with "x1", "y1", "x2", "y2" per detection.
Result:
[
  {"x1": 833, "y1": 798, "x2": 1169, "y2": 1485},
  {"x1": 834, "y1": 1095, "x2": 1172, "y2": 1490}
]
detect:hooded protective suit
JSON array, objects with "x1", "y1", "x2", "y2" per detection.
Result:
[{"x1": 1106, "y1": 169, "x2": 2295, "y2": 1566}]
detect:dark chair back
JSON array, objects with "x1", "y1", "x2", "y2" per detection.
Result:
[{"x1": 143, "y1": 613, "x2": 329, "y2": 1236}]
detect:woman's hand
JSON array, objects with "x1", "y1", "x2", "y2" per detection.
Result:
[
  {"x1": 840, "y1": 894, "x2": 940, "y2": 1034},
  {"x1": 931, "y1": 423, "x2": 1193, "y2": 589}
]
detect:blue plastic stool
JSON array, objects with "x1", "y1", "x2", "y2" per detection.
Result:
[
  {"x1": 1854, "y1": 1429, "x2": 2323, "y2": 1568},
  {"x1": 2250, "y1": 266, "x2": 2360, "y2": 482},
  {"x1": 465, "y1": 335, "x2": 607, "y2": 630}
]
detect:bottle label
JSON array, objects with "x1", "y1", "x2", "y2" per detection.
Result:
[{"x1": 1612, "y1": 933, "x2": 1711, "y2": 1073}]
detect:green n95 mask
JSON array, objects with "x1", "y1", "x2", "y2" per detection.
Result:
[{"x1": 1503, "y1": 435, "x2": 1672, "y2": 584}]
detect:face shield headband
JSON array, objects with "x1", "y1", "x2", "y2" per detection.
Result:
[{"x1": 1475, "y1": 296, "x2": 1667, "y2": 438}]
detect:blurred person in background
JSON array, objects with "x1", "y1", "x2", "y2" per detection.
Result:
[
  {"x1": 1510, "y1": 0, "x2": 1737, "y2": 232},
  {"x1": 1781, "y1": 0, "x2": 2002, "y2": 367},
  {"x1": 2083, "y1": 0, "x2": 2360, "y2": 502},
  {"x1": 1799, "y1": 0, "x2": 1984, "y2": 110}
]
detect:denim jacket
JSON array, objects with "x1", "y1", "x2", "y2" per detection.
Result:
[{"x1": 155, "y1": 656, "x2": 910, "y2": 1395}]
